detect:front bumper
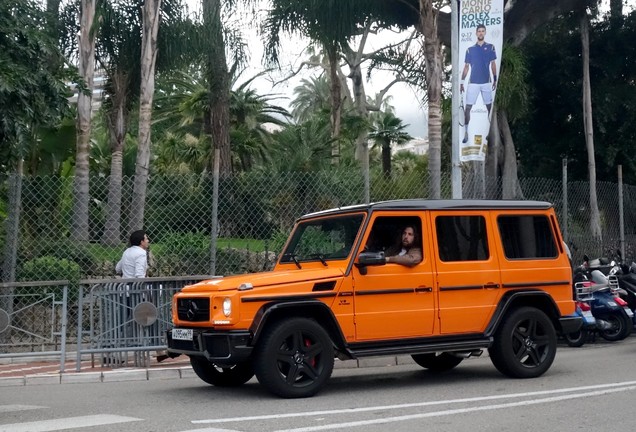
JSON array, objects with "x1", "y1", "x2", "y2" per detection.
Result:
[
  {"x1": 166, "y1": 329, "x2": 253, "y2": 365},
  {"x1": 559, "y1": 315, "x2": 584, "y2": 334}
]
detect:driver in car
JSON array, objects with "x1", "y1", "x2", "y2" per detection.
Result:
[{"x1": 385, "y1": 225, "x2": 422, "y2": 267}]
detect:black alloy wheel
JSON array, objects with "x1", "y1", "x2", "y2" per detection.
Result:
[
  {"x1": 254, "y1": 317, "x2": 334, "y2": 398},
  {"x1": 489, "y1": 307, "x2": 557, "y2": 378},
  {"x1": 189, "y1": 356, "x2": 254, "y2": 387}
]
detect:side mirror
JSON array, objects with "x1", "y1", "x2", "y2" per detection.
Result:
[{"x1": 357, "y1": 251, "x2": 386, "y2": 266}]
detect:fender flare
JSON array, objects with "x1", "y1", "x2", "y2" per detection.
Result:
[
  {"x1": 485, "y1": 290, "x2": 561, "y2": 336},
  {"x1": 249, "y1": 299, "x2": 348, "y2": 349}
]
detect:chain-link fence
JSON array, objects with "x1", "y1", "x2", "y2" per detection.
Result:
[{"x1": 1, "y1": 169, "x2": 635, "y2": 284}]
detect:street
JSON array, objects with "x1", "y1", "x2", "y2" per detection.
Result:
[{"x1": 2, "y1": 337, "x2": 636, "y2": 432}]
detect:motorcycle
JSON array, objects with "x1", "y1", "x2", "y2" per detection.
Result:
[{"x1": 571, "y1": 257, "x2": 633, "y2": 342}]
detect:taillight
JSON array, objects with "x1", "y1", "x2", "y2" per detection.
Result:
[
  {"x1": 578, "y1": 301, "x2": 591, "y2": 311},
  {"x1": 614, "y1": 297, "x2": 628, "y2": 307}
]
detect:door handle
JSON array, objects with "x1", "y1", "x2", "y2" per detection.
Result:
[
  {"x1": 415, "y1": 286, "x2": 432, "y2": 293},
  {"x1": 484, "y1": 282, "x2": 500, "y2": 289}
]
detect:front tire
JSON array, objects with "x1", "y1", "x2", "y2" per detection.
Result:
[
  {"x1": 411, "y1": 352, "x2": 463, "y2": 372},
  {"x1": 489, "y1": 307, "x2": 557, "y2": 378},
  {"x1": 189, "y1": 356, "x2": 254, "y2": 387},
  {"x1": 254, "y1": 318, "x2": 334, "y2": 398}
]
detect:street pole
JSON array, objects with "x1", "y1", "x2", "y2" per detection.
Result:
[{"x1": 451, "y1": 0, "x2": 462, "y2": 199}]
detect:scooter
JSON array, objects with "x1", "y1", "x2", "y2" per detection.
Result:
[
  {"x1": 573, "y1": 259, "x2": 633, "y2": 342},
  {"x1": 563, "y1": 296, "x2": 596, "y2": 347}
]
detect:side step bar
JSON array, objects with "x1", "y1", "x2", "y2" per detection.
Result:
[{"x1": 345, "y1": 337, "x2": 493, "y2": 359}]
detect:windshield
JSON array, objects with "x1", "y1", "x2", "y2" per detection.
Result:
[{"x1": 280, "y1": 214, "x2": 365, "y2": 263}]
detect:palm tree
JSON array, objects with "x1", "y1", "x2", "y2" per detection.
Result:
[
  {"x1": 129, "y1": 0, "x2": 162, "y2": 236},
  {"x1": 71, "y1": 0, "x2": 96, "y2": 243},
  {"x1": 416, "y1": 0, "x2": 443, "y2": 199},
  {"x1": 154, "y1": 69, "x2": 291, "y2": 172},
  {"x1": 369, "y1": 112, "x2": 413, "y2": 178},
  {"x1": 580, "y1": 8, "x2": 602, "y2": 240},
  {"x1": 290, "y1": 76, "x2": 332, "y2": 123},
  {"x1": 270, "y1": 117, "x2": 333, "y2": 173},
  {"x1": 230, "y1": 78, "x2": 291, "y2": 170}
]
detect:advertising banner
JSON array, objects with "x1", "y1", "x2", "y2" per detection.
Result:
[{"x1": 457, "y1": 0, "x2": 503, "y2": 162}]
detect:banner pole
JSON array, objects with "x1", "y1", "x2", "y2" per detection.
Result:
[{"x1": 451, "y1": 0, "x2": 462, "y2": 199}]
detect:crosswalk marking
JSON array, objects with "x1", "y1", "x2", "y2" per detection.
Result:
[
  {"x1": 0, "y1": 405, "x2": 45, "y2": 413},
  {"x1": 0, "y1": 414, "x2": 142, "y2": 432}
]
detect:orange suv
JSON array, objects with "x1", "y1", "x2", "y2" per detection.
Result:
[{"x1": 167, "y1": 200, "x2": 581, "y2": 398}]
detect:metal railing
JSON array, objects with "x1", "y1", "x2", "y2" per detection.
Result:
[{"x1": 0, "y1": 276, "x2": 212, "y2": 372}]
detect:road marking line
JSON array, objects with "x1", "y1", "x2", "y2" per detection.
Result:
[
  {"x1": 274, "y1": 385, "x2": 636, "y2": 432},
  {"x1": 0, "y1": 405, "x2": 46, "y2": 413},
  {"x1": 179, "y1": 428, "x2": 244, "y2": 432},
  {"x1": 192, "y1": 379, "x2": 636, "y2": 424},
  {"x1": 0, "y1": 414, "x2": 142, "y2": 432}
]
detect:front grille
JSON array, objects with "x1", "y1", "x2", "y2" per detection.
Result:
[{"x1": 177, "y1": 297, "x2": 210, "y2": 322}]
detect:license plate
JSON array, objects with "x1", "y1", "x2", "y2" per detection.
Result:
[{"x1": 171, "y1": 328, "x2": 193, "y2": 341}]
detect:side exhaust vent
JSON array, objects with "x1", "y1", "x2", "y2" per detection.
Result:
[{"x1": 312, "y1": 281, "x2": 336, "y2": 292}]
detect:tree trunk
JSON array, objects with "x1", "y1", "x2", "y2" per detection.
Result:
[
  {"x1": 348, "y1": 46, "x2": 370, "y2": 202},
  {"x1": 46, "y1": 0, "x2": 62, "y2": 70},
  {"x1": 581, "y1": 13, "x2": 602, "y2": 240},
  {"x1": 327, "y1": 45, "x2": 343, "y2": 165},
  {"x1": 204, "y1": 0, "x2": 232, "y2": 175},
  {"x1": 101, "y1": 85, "x2": 128, "y2": 246},
  {"x1": 71, "y1": 0, "x2": 96, "y2": 243},
  {"x1": 1, "y1": 160, "x2": 23, "y2": 283},
  {"x1": 418, "y1": 0, "x2": 443, "y2": 199},
  {"x1": 485, "y1": 104, "x2": 501, "y2": 198},
  {"x1": 500, "y1": 110, "x2": 520, "y2": 199},
  {"x1": 382, "y1": 139, "x2": 392, "y2": 179},
  {"x1": 610, "y1": 0, "x2": 623, "y2": 27},
  {"x1": 129, "y1": 0, "x2": 161, "y2": 234}
]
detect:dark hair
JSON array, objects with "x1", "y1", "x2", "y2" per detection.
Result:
[
  {"x1": 129, "y1": 230, "x2": 146, "y2": 247},
  {"x1": 476, "y1": 24, "x2": 486, "y2": 31}
]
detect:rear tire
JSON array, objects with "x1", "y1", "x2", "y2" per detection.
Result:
[
  {"x1": 564, "y1": 329, "x2": 588, "y2": 347},
  {"x1": 189, "y1": 356, "x2": 254, "y2": 387},
  {"x1": 598, "y1": 313, "x2": 629, "y2": 341},
  {"x1": 254, "y1": 318, "x2": 334, "y2": 398},
  {"x1": 489, "y1": 307, "x2": 557, "y2": 378},
  {"x1": 411, "y1": 352, "x2": 463, "y2": 372}
]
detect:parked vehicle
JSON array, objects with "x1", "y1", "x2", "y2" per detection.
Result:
[
  {"x1": 573, "y1": 259, "x2": 633, "y2": 342},
  {"x1": 563, "y1": 295, "x2": 601, "y2": 348}
]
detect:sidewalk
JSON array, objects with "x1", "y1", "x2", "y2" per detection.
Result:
[
  {"x1": 0, "y1": 354, "x2": 406, "y2": 387},
  {"x1": 0, "y1": 355, "x2": 194, "y2": 387}
]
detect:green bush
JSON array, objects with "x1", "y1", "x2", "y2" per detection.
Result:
[{"x1": 17, "y1": 256, "x2": 81, "y2": 302}]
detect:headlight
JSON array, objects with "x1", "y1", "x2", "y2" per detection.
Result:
[{"x1": 223, "y1": 297, "x2": 232, "y2": 317}]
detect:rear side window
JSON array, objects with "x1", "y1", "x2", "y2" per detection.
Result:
[
  {"x1": 435, "y1": 216, "x2": 489, "y2": 262},
  {"x1": 497, "y1": 215, "x2": 558, "y2": 259}
]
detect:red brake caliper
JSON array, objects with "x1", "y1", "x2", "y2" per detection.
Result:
[{"x1": 305, "y1": 338, "x2": 316, "y2": 367}]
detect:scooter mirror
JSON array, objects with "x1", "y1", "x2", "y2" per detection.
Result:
[{"x1": 583, "y1": 254, "x2": 590, "y2": 262}]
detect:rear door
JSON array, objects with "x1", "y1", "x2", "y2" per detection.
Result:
[{"x1": 431, "y1": 210, "x2": 502, "y2": 334}]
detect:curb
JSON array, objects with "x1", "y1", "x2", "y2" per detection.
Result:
[{"x1": 0, "y1": 356, "x2": 417, "y2": 387}]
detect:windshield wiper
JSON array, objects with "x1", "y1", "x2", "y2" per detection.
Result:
[
  {"x1": 282, "y1": 253, "x2": 302, "y2": 269},
  {"x1": 308, "y1": 253, "x2": 328, "y2": 267}
]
